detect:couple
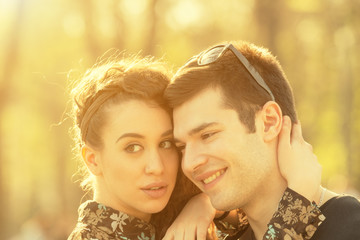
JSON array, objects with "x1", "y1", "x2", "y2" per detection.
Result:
[{"x1": 68, "y1": 41, "x2": 360, "y2": 240}]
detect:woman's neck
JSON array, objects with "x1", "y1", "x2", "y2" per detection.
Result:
[{"x1": 93, "y1": 183, "x2": 152, "y2": 222}]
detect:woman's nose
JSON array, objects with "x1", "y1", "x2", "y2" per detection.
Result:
[{"x1": 145, "y1": 150, "x2": 164, "y2": 175}]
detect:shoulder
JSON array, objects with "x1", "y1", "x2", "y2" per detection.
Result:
[
  {"x1": 322, "y1": 194, "x2": 360, "y2": 216},
  {"x1": 312, "y1": 195, "x2": 360, "y2": 239},
  {"x1": 67, "y1": 222, "x2": 112, "y2": 240},
  {"x1": 67, "y1": 224, "x2": 89, "y2": 240}
]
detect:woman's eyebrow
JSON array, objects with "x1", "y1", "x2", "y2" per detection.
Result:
[
  {"x1": 116, "y1": 129, "x2": 173, "y2": 143},
  {"x1": 161, "y1": 129, "x2": 173, "y2": 137},
  {"x1": 116, "y1": 133, "x2": 144, "y2": 143}
]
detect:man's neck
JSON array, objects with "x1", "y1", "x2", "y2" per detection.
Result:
[{"x1": 243, "y1": 176, "x2": 287, "y2": 240}]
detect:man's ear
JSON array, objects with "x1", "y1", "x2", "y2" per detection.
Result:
[
  {"x1": 260, "y1": 101, "x2": 282, "y2": 142},
  {"x1": 82, "y1": 145, "x2": 102, "y2": 176}
]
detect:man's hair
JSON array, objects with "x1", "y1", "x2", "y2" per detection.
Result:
[{"x1": 165, "y1": 40, "x2": 297, "y2": 132}]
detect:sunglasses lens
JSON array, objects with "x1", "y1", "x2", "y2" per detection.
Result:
[
  {"x1": 194, "y1": 43, "x2": 275, "y2": 101},
  {"x1": 198, "y1": 46, "x2": 224, "y2": 65}
]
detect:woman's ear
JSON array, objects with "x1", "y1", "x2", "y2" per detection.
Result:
[
  {"x1": 260, "y1": 101, "x2": 282, "y2": 142},
  {"x1": 82, "y1": 145, "x2": 102, "y2": 176}
]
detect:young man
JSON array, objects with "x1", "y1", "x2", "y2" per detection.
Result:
[{"x1": 165, "y1": 41, "x2": 360, "y2": 239}]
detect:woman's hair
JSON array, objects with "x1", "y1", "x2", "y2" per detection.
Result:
[
  {"x1": 151, "y1": 169, "x2": 201, "y2": 239},
  {"x1": 69, "y1": 54, "x2": 201, "y2": 239}
]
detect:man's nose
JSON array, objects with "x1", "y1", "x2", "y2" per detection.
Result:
[
  {"x1": 181, "y1": 144, "x2": 208, "y2": 175},
  {"x1": 145, "y1": 149, "x2": 164, "y2": 175}
]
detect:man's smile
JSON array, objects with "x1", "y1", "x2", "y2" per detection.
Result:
[
  {"x1": 194, "y1": 167, "x2": 227, "y2": 190},
  {"x1": 203, "y1": 168, "x2": 226, "y2": 184}
]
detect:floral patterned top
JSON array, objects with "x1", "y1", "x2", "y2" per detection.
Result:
[
  {"x1": 67, "y1": 201, "x2": 155, "y2": 240},
  {"x1": 214, "y1": 188, "x2": 326, "y2": 240},
  {"x1": 68, "y1": 188, "x2": 325, "y2": 240}
]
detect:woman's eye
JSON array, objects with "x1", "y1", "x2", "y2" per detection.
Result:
[
  {"x1": 160, "y1": 140, "x2": 173, "y2": 149},
  {"x1": 201, "y1": 132, "x2": 216, "y2": 140},
  {"x1": 125, "y1": 144, "x2": 143, "y2": 153}
]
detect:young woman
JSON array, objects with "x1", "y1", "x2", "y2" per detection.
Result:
[
  {"x1": 67, "y1": 56, "x2": 205, "y2": 240},
  {"x1": 68, "y1": 55, "x2": 324, "y2": 240}
]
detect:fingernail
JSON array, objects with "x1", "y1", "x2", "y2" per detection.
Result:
[{"x1": 283, "y1": 116, "x2": 289, "y2": 126}]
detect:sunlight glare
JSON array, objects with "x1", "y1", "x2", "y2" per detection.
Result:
[
  {"x1": 166, "y1": 0, "x2": 204, "y2": 30},
  {"x1": 296, "y1": 19, "x2": 323, "y2": 46},
  {"x1": 286, "y1": 0, "x2": 321, "y2": 12},
  {"x1": 121, "y1": 0, "x2": 148, "y2": 16},
  {"x1": 62, "y1": 13, "x2": 85, "y2": 38}
]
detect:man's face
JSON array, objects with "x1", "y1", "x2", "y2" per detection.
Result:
[{"x1": 173, "y1": 87, "x2": 274, "y2": 211}]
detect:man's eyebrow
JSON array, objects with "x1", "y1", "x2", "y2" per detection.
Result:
[
  {"x1": 116, "y1": 133, "x2": 144, "y2": 143},
  {"x1": 173, "y1": 123, "x2": 219, "y2": 143},
  {"x1": 188, "y1": 122, "x2": 218, "y2": 136}
]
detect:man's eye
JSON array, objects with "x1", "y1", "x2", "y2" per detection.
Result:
[
  {"x1": 176, "y1": 144, "x2": 186, "y2": 153},
  {"x1": 201, "y1": 132, "x2": 216, "y2": 140},
  {"x1": 125, "y1": 144, "x2": 143, "y2": 153},
  {"x1": 160, "y1": 140, "x2": 173, "y2": 149}
]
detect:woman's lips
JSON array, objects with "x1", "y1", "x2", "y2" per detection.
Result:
[{"x1": 141, "y1": 182, "x2": 168, "y2": 198}]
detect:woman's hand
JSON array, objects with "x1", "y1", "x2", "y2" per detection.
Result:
[
  {"x1": 278, "y1": 116, "x2": 322, "y2": 202},
  {"x1": 162, "y1": 193, "x2": 216, "y2": 240}
]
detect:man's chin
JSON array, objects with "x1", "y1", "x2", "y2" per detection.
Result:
[{"x1": 209, "y1": 196, "x2": 231, "y2": 211}]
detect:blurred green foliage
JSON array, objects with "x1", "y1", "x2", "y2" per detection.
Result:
[{"x1": 0, "y1": 0, "x2": 359, "y2": 238}]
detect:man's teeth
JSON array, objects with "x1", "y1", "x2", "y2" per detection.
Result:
[{"x1": 203, "y1": 169, "x2": 225, "y2": 184}]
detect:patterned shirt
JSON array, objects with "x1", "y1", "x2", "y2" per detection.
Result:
[
  {"x1": 68, "y1": 201, "x2": 155, "y2": 240},
  {"x1": 215, "y1": 188, "x2": 325, "y2": 240},
  {"x1": 68, "y1": 188, "x2": 325, "y2": 240}
]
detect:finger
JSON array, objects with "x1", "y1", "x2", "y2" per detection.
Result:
[
  {"x1": 173, "y1": 230, "x2": 184, "y2": 240},
  {"x1": 305, "y1": 142, "x2": 313, "y2": 152},
  {"x1": 196, "y1": 224, "x2": 208, "y2": 240},
  {"x1": 314, "y1": 154, "x2": 319, "y2": 164},
  {"x1": 291, "y1": 119, "x2": 304, "y2": 143},
  {"x1": 184, "y1": 225, "x2": 196, "y2": 240},
  {"x1": 162, "y1": 230, "x2": 173, "y2": 240},
  {"x1": 278, "y1": 116, "x2": 292, "y2": 149}
]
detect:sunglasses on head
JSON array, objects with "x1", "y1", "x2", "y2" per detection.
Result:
[{"x1": 193, "y1": 43, "x2": 275, "y2": 101}]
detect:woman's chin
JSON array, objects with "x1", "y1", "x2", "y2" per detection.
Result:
[{"x1": 145, "y1": 199, "x2": 170, "y2": 214}]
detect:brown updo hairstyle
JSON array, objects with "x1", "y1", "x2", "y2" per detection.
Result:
[{"x1": 69, "y1": 54, "x2": 200, "y2": 239}]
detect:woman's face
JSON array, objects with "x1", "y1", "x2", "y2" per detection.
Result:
[{"x1": 94, "y1": 99, "x2": 179, "y2": 221}]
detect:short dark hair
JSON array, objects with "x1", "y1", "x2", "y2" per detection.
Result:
[{"x1": 165, "y1": 40, "x2": 297, "y2": 132}]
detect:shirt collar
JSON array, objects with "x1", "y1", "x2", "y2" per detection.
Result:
[{"x1": 78, "y1": 200, "x2": 156, "y2": 239}]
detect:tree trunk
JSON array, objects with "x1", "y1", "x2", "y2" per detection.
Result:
[
  {"x1": 112, "y1": 0, "x2": 125, "y2": 50},
  {"x1": 143, "y1": 0, "x2": 158, "y2": 55},
  {"x1": 0, "y1": 0, "x2": 26, "y2": 237},
  {"x1": 253, "y1": 0, "x2": 282, "y2": 53},
  {"x1": 80, "y1": 0, "x2": 101, "y2": 60}
]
